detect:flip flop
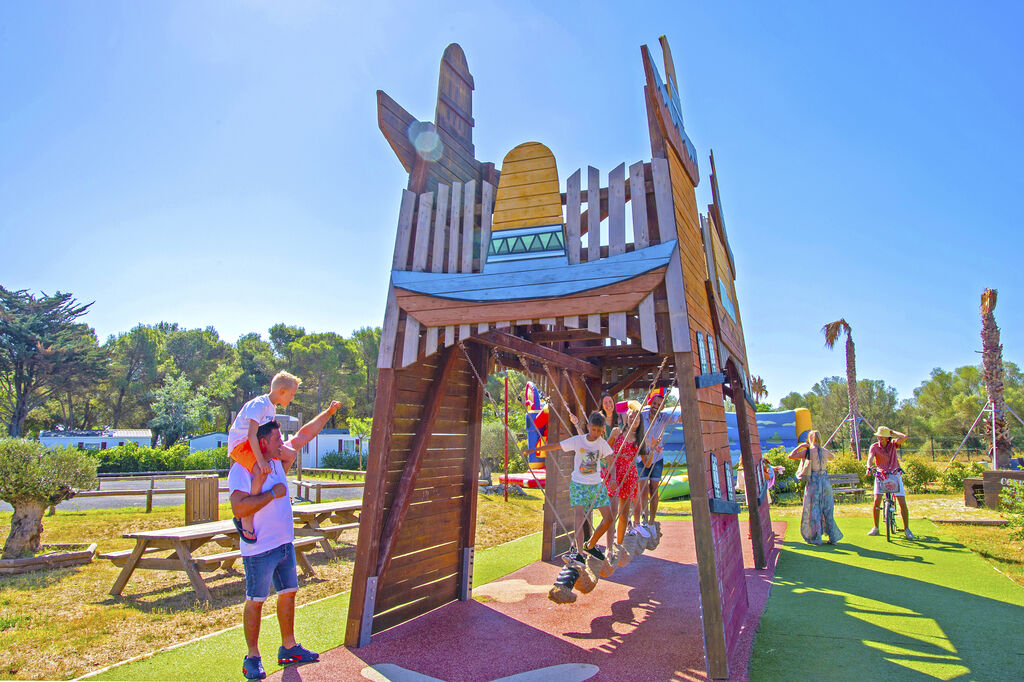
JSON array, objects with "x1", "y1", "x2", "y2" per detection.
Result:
[{"x1": 233, "y1": 517, "x2": 258, "y2": 544}]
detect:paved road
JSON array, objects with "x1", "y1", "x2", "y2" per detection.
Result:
[{"x1": 0, "y1": 477, "x2": 364, "y2": 513}]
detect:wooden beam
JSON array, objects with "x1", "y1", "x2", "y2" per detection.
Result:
[
  {"x1": 528, "y1": 329, "x2": 603, "y2": 343},
  {"x1": 472, "y1": 330, "x2": 600, "y2": 378},
  {"x1": 567, "y1": 343, "x2": 645, "y2": 358},
  {"x1": 601, "y1": 354, "x2": 666, "y2": 367},
  {"x1": 604, "y1": 365, "x2": 652, "y2": 396},
  {"x1": 375, "y1": 347, "x2": 459, "y2": 579}
]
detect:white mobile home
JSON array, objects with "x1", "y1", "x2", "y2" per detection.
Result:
[
  {"x1": 189, "y1": 432, "x2": 227, "y2": 453},
  {"x1": 39, "y1": 429, "x2": 152, "y2": 450},
  {"x1": 297, "y1": 428, "x2": 369, "y2": 468}
]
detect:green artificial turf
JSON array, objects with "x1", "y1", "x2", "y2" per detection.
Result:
[
  {"x1": 85, "y1": 533, "x2": 541, "y2": 681},
  {"x1": 750, "y1": 517, "x2": 1024, "y2": 681}
]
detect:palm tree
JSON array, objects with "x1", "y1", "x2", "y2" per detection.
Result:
[
  {"x1": 980, "y1": 289, "x2": 1012, "y2": 468},
  {"x1": 822, "y1": 319, "x2": 862, "y2": 457},
  {"x1": 750, "y1": 376, "x2": 768, "y2": 404}
]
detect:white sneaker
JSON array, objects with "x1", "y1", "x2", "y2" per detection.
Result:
[
  {"x1": 904, "y1": 529, "x2": 915, "y2": 540},
  {"x1": 867, "y1": 527, "x2": 879, "y2": 536},
  {"x1": 635, "y1": 525, "x2": 651, "y2": 538}
]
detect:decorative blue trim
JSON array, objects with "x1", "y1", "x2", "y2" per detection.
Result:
[
  {"x1": 709, "y1": 497, "x2": 741, "y2": 515},
  {"x1": 393, "y1": 240, "x2": 677, "y2": 303},
  {"x1": 695, "y1": 372, "x2": 726, "y2": 389}
]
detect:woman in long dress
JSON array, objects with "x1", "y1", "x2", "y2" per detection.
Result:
[{"x1": 789, "y1": 430, "x2": 843, "y2": 545}]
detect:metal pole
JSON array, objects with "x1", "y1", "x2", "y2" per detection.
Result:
[
  {"x1": 947, "y1": 402, "x2": 988, "y2": 464},
  {"x1": 823, "y1": 412, "x2": 851, "y2": 449},
  {"x1": 504, "y1": 372, "x2": 509, "y2": 502}
]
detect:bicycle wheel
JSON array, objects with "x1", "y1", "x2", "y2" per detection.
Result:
[{"x1": 884, "y1": 495, "x2": 894, "y2": 542}]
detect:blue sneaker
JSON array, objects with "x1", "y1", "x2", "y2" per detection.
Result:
[
  {"x1": 242, "y1": 656, "x2": 266, "y2": 680},
  {"x1": 278, "y1": 643, "x2": 319, "y2": 665}
]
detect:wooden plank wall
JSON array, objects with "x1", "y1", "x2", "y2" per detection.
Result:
[{"x1": 370, "y1": 349, "x2": 480, "y2": 634}]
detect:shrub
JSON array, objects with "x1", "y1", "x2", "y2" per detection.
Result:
[
  {"x1": 478, "y1": 421, "x2": 528, "y2": 479},
  {"x1": 0, "y1": 439, "x2": 98, "y2": 558},
  {"x1": 320, "y1": 451, "x2": 366, "y2": 470},
  {"x1": 1001, "y1": 482, "x2": 1024, "y2": 542},
  {"x1": 902, "y1": 456, "x2": 940, "y2": 493},
  {"x1": 183, "y1": 446, "x2": 229, "y2": 471},
  {"x1": 941, "y1": 461, "x2": 969, "y2": 492},
  {"x1": 831, "y1": 454, "x2": 872, "y2": 487},
  {"x1": 763, "y1": 446, "x2": 804, "y2": 495}
]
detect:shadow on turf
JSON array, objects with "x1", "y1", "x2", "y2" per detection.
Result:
[{"x1": 754, "y1": 544, "x2": 1024, "y2": 680}]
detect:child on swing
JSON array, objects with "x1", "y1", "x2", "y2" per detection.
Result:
[{"x1": 529, "y1": 412, "x2": 615, "y2": 564}]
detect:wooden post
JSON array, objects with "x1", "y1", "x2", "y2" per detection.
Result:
[
  {"x1": 732, "y1": 373, "x2": 766, "y2": 570},
  {"x1": 459, "y1": 343, "x2": 486, "y2": 600},
  {"x1": 675, "y1": 350, "x2": 730, "y2": 679}
]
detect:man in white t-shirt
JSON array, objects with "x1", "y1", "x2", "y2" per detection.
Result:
[{"x1": 229, "y1": 401, "x2": 339, "y2": 680}]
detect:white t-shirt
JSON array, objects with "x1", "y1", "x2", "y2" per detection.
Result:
[
  {"x1": 561, "y1": 434, "x2": 613, "y2": 485},
  {"x1": 227, "y1": 454, "x2": 294, "y2": 557},
  {"x1": 228, "y1": 394, "x2": 276, "y2": 452}
]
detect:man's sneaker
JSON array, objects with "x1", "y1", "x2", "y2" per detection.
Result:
[
  {"x1": 278, "y1": 643, "x2": 319, "y2": 665},
  {"x1": 585, "y1": 545, "x2": 606, "y2": 562},
  {"x1": 867, "y1": 527, "x2": 879, "y2": 536},
  {"x1": 904, "y1": 529, "x2": 915, "y2": 540},
  {"x1": 634, "y1": 525, "x2": 651, "y2": 538},
  {"x1": 242, "y1": 656, "x2": 266, "y2": 680}
]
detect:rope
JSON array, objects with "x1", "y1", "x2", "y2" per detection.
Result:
[{"x1": 459, "y1": 342, "x2": 578, "y2": 549}]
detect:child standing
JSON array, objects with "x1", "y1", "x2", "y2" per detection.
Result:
[
  {"x1": 229, "y1": 371, "x2": 302, "y2": 542},
  {"x1": 605, "y1": 401, "x2": 642, "y2": 551}
]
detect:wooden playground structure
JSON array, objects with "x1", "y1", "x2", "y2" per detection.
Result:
[{"x1": 345, "y1": 37, "x2": 775, "y2": 679}]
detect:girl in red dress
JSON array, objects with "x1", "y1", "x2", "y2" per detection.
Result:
[{"x1": 604, "y1": 402, "x2": 642, "y2": 548}]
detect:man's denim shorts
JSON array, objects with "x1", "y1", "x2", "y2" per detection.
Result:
[
  {"x1": 242, "y1": 542, "x2": 298, "y2": 602},
  {"x1": 637, "y1": 459, "x2": 665, "y2": 481}
]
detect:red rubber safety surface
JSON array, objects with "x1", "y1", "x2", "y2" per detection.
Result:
[{"x1": 269, "y1": 520, "x2": 786, "y2": 682}]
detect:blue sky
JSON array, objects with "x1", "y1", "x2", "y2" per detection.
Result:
[{"x1": 2, "y1": 1, "x2": 1022, "y2": 405}]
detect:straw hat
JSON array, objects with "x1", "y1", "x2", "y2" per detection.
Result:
[{"x1": 874, "y1": 426, "x2": 893, "y2": 439}]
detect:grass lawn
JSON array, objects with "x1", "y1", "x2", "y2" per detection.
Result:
[
  {"x1": 85, "y1": 533, "x2": 543, "y2": 682},
  {"x1": 749, "y1": 517, "x2": 1024, "y2": 681},
  {"x1": 0, "y1": 493, "x2": 545, "y2": 681}
]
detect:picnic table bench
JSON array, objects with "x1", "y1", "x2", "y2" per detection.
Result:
[
  {"x1": 293, "y1": 479, "x2": 364, "y2": 503},
  {"x1": 101, "y1": 519, "x2": 320, "y2": 601},
  {"x1": 292, "y1": 500, "x2": 362, "y2": 558},
  {"x1": 828, "y1": 473, "x2": 867, "y2": 500}
]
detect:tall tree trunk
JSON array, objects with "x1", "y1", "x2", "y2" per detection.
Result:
[
  {"x1": 845, "y1": 334, "x2": 861, "y2": 458},
  {"x1": 112, "y1": 385, "x2": 127, "y2": 429},
  {"x1": 980, "y1": 289, "x2": 1012, "y2": 468},
  {"x1": 2, "y1": 500, "x2": 46, "y2": 559}
]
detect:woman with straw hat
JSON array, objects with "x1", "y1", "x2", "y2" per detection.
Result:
[{"x1": 865, "y1": 425, "x2": 914, "y2": 540}]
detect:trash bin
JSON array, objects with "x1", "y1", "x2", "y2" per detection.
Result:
[{"x1": 185, "y1": 475, "x2": 220, "y2": 525}]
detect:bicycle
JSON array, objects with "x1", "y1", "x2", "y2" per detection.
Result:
[{"x1": 870, "y1": 467, "x2": 902, "y2": 542}]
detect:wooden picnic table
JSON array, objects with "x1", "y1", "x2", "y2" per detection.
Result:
[
  {"x1": 103, "y1": 519, "x2": 319, "y2": 601},
  {"x1": 291, "y1": 500, "x2": 362, "y2": 559}
]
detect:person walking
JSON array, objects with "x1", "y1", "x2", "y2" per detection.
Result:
[{"x1": 789, "y1": 430, "x2": 843, "y2": 545}]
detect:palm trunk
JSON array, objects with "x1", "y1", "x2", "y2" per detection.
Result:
[
  {"x1": 845, "y1": 334, "x2": 860, "y2": 458},
  {"x1": 2, "y1": 500, "x2": 46, "y2": 559},
  {"x1": 980, "y1": 289, "x2": 1011, "y2": 468}
]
